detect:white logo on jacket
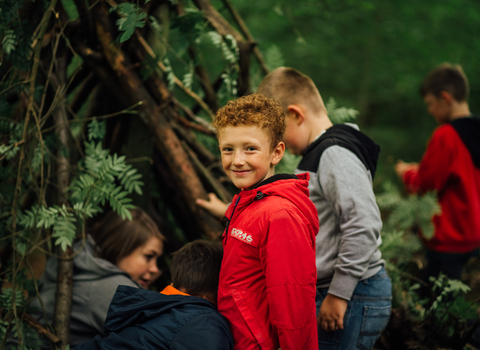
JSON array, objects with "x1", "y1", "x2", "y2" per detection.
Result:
[{"x1": 230, "y1": 228, "x2": 253, "y2": 244}]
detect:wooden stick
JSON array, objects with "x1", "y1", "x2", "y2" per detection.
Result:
[
  {"x1": 23, "y1": 313, "x2": 61, "y2": 345},
  {"x1": 181, "y1": 141, "x2": 232, "y2": 203},
  {"x1": 172, "y1": 97, "x2": 216, "y2": 135},
  {"x1": 135, "y1": 33, "x2": 216, "y2": 121},
  {"x1": 172, "y1": 111, "x2": 216, "y2": 137},
  {"x1": 220, "y1": 0, "x2": 269, "y2": 75},
  {"x1": 172, "y1": 121, "x2": 217, "y2": 164},
  {"x1": 192, "y1": 0, "x2": 254, "y2": 95}
]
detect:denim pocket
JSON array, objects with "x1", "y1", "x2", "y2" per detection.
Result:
[{"x1": 357, "y1": 305, "x2": 391, "y2": 350}]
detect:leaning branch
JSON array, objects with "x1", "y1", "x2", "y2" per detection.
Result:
[
  {"x1": 136, "y1": 33, "x2": 216, "y2": 120},
  {"x1": 193, "y1": 0, "x2": 254, "y2": 96},
  {"x1": 23, "y1": 314, "x2": 61, "y2": 345},
  {"x1": 182, "y1": 141, "x2": 232, "y2": 204},
  {"x1": 220, "y1": 0, "x2": 269, "y2": 75}
]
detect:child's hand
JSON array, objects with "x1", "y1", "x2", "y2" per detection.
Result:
[
  {"x1": 196, "y1": 193, "x2": 228, "y2": 219},
  {"x1": 394, "y1": 160, "x2": 419, "y2": 178},
  {"x1": 317, "y1": 294, "x2": 348, "y2": 332}
]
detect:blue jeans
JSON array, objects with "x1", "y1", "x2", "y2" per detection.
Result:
[{"x1": 316, "y1": 267, "x2": 392, "y2": 350}]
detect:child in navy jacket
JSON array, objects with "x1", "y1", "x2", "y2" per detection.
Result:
[{"x1": 74, "y1": 240, "x2": 233, "y2": 350}]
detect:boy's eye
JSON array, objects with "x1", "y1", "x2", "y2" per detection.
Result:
[
  {"x1": 222, "y1": 147, "x2": 233, "y2": 152},
  {"x1": 246, "y1": 147, "x2": 256, "y2": 151}
]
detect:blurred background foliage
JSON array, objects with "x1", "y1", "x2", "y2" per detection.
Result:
[{"x1": 227, "y1": 0, "x2": 480, "y2": 184}]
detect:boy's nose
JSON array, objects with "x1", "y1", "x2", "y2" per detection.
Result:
[{"x1": 232, "y1": 150, "x2": 245, "y2": 165}]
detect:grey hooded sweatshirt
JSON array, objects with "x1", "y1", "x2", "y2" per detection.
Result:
[
  {"x1": 295, "y1": 123, "x2": 385, "y2": 301},
  {"x1": 29, "y1": 235, "x2": 139, "y2": 347}
]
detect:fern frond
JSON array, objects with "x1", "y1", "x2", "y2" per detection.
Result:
[
  {"x1": 326, "y1": 97, "x2": 359, "y2": 124},
  {"x1": 87, "y1": 118, "x2": 106, "y2": 141},
  {"x1": 0, "y1": 288, "x2": 25, "y2": 311},
  {"x1": 52, "y1": 214, "x2": 76, "y2": 251},
  {"x1": 118, "y1": 164, "x2": 144, "y2": 195},
  {"x1": 94, "y1": 183, "x2": 134, "y2": 220},
  {"x1": 2, "y1": 29, "x2": 16, "y2": 55}
]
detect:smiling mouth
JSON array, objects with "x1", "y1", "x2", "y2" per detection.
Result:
[{"x1": 232, "y1": 170, "x2": 251, "y2": 176}]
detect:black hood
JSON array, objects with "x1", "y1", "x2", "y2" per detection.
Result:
[
  {"x1": 451, "y1": 115, "x2": 480, "y2": 168},
  {"x1": 298, "y1": 124, "x2": 381, "y2": 179}
]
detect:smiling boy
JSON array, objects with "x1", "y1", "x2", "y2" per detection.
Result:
[{"x1": 215, "y1": 94, "x2": 319, "y2": 350}]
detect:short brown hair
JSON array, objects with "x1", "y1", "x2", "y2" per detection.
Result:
[
  {"x1": 420, "y1": 63, "x2": 469, "y2": 102},
  {"x1": 91, "y1": 207, "x2": 165, "y2": 265},
  {"x1": 257, "y1": 67, "x2": 326, "y2": 114},
  {"x1": 170, "y1": 240, "x2": 223, "y2": 300},
  {"x1": 213, "y1": 93, "x2": 286, "y2": 150}
]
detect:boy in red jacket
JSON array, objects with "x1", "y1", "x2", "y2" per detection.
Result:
[
  {"x1": 214, "y1": 94, "x2": 319, "y2": 350},
  {"x1": 395, "y1": 64, "x2": 480, "y2": 282}
]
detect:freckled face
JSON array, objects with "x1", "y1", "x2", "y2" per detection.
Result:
[
  {"x1": 116, "y1": 236, "x2": 163, "y2": 288},
  {"x1": 218, "y1": 125, "x2": 283, "y2": 190}
]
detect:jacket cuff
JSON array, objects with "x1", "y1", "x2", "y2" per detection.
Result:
[
  {"x1": 403, "y1": 169, "x2": 419, "y2": 194},
  {"x1": 327, "y1": 272, "x2": 360, "y2": 301}
]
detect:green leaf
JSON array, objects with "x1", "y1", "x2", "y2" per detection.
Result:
[
  {"x1": 326, "y1": 98, "x2": 359, "y2": 124},
  {"x1": 52, "y1": 216, "x2": 76, "y2": 251},
  {"x1": 120, "y1": 28, "x2": 135, "y2": 43},
  {"x1": 15, "y1": 237, "x2": 28, "y2": 256},
  {"x1": 87, "y1": 118, "x2": 106, "y2": 141},
  {"x1": 60, "y1": 0, "x2": 80, "y2": 20},
  {"x1": 264, "y1": 45, "x2": 285, "y2": 71},
  {"x1": 0, "y1": 288, "x2": 25, "y2": 310},
  {"x1": 2, "y1": 29, "x2": 16, "y2": 55}
]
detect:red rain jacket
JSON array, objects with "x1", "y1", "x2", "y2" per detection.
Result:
[
  {"x1": 218, "y1": 173, "x2": 319, "y2": 350},
  {"x1": 403, "y1": 123, "x2": 480, "y2": 253}
]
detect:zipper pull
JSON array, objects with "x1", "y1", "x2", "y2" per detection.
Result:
[{"x1": 255, "y1": 191, "x2": 264, "y2": 200}]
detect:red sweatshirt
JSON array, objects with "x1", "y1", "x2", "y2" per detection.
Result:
[
  {"x1": 218, "y1": 173, "x2": 319, "y2": 350},
  {"x1": 403, "y1": 123, "x2": 480, "y2": 253}
]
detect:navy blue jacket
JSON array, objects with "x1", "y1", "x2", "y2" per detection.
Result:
[{"x1": 74, "y1": 285, "x2": 233, "y2": 350}]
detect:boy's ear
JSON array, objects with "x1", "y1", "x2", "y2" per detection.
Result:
[
  {"x1": 440, "y1": 91, "x2": 453, "y2": 104},
  {"x1": 287, "y1": 105, "x2": 306, "y2": 125},
  {"x1": 271, "y1": 142, "x2": 286, "y2": 166}
]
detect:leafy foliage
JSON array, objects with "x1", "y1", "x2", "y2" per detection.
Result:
[
  {"x1": 377, "y1": 182, "x2": 441, "y2": 239},
  {"x1": 264, "y1": 45, "x2": 285, "y2": 71},
  {"x1": 87, "y1": 118, "x2": 106, "y2": 141},
  {"x1": 376, "y1": 183, "x2": 479, "y2": 349},
  {"x1": 115, "y1": 2, "x2": 149, "y2": 43},
  {"x1": 2, "y1": 29, "x2": 16, "y2": 55},
  {"x1": 326, "y1": 98, "x2": 359, "y2": 124},
  {"x1": 0, "y1": 0, "x2": 34, "y2": 70}
]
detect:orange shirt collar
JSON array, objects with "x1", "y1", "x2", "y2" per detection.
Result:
[{"x1": 160, "y1": 285, "x2": 190, "y2": 296}]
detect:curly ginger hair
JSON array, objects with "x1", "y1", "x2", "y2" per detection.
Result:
[{"x1": 213, "y1": 93, "x2": 286, "y2": 150}]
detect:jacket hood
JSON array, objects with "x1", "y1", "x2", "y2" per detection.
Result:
[
  {"x1": 298, "y1": 123, "x2": 380, "y2": 179},
  {"x1": 42, "y1": 235, "x2": 136, "y2": 284},
  {"x1": 451, "y1": 115, "x2": 480, "y2": 168},
  {"x1": 226, "y1": 173, "x2": 318, "y2": 228},
  {"x1": 104, "y1": 285, "x2": 217, "y2": 333}
]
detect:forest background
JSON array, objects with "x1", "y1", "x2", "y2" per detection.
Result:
[{"x1": 1, "y1": 0, "x2": 480, "y2": 349}]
